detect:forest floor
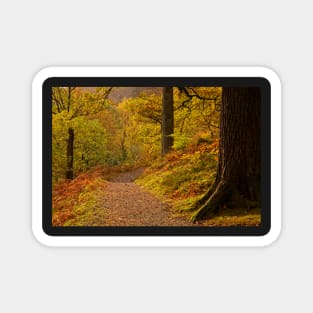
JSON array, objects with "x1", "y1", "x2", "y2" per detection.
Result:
[
  {"x1": 52, "y1": 167, "x2": 193, "y2": 226},
  {"x1": 53, "y1": 151, "x2": 261, "y2": 227}
]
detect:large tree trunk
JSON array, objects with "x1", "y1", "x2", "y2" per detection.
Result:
[
  {"x1": 66, "y1": 127, "x2": 74, "y2": 179},
  {"x1": 161, "y1": 87, "x2": 174, "y2": 155},
  {"x1": 191, "y1": 87, "x2": 261, "y2": 221}
]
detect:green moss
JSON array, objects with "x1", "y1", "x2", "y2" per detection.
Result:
[{"x1": 136, "y1": 148, "x2": 217, "y2": 209}]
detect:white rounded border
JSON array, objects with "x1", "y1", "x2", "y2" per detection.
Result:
[{"x1": 32, "y1": 66, "x2": 281, "y2": 247}]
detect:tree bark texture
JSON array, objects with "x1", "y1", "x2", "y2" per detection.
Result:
[
  {"x1": 161, "y1": 87, "x2": 174, "y2": 155},
  {"x1": 191, "y1": 87, "x2": 261, "y2": 221}
]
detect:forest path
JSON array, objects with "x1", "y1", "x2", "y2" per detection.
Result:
[{"x1": 96, "y1": 168, "x2": 192, "y2": 226}]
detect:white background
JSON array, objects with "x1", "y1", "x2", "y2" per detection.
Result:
[{"x1": 0, "y1": 0, "x2": 311, "y2": 312}]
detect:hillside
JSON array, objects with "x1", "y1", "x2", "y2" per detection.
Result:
[
  {"x1": 52, "y1": 141, "x2": 261, "y2": 227},
  {"x1": 108, "y1": 87, "x2": 161, "y2": 103}
]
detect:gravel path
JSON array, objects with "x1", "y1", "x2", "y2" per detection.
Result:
[{"x1": 97, "y1": 168, "x2": 192, "y2": 226}]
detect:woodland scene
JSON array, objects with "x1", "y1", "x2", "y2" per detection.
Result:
[{"x1": 52, "y1": 86, "x2": 261, "y2": 227}]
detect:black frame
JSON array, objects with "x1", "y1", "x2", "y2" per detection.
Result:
[{"x1": 43, "y1": 77, "x2": 271, "y2": 236}]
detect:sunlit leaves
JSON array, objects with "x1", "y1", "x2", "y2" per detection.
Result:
[
  {"x1": 52, "y1": 87, "x2": 112, "y2": 183},
  {"x1": 52, "y1": 86, "x2": 221, "y2": 184}
]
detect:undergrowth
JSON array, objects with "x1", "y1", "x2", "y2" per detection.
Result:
[
  {"x1": 52, "y1": 140, "x2": 261, "y2": 227},
  {"x1": 52, "y1": 166, "x2": 110, "y2": 226},
  {"x1": 136, "y1": 141, "x2": 261, "y2": 226},
  {"x1": 136, "y1": 142, "x2": 217, "y2": 206}
]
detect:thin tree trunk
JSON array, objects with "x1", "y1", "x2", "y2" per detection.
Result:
[
  {"x1": 162, "y1": 87, "x2": 174, "y2": 155},
  {"x1": 66, "y1": 127, "x2": 74, "y2": 179},
  {"x1": 191, "y1": 87, "x2": 261, "y2": 221},
  {"x1": 121, "y1": 128, "x2": 127, "y2": 161}
]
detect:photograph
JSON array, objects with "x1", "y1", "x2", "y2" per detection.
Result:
[{"x1": 50, "y1": 84, "x2": 263, "y2": 229}]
